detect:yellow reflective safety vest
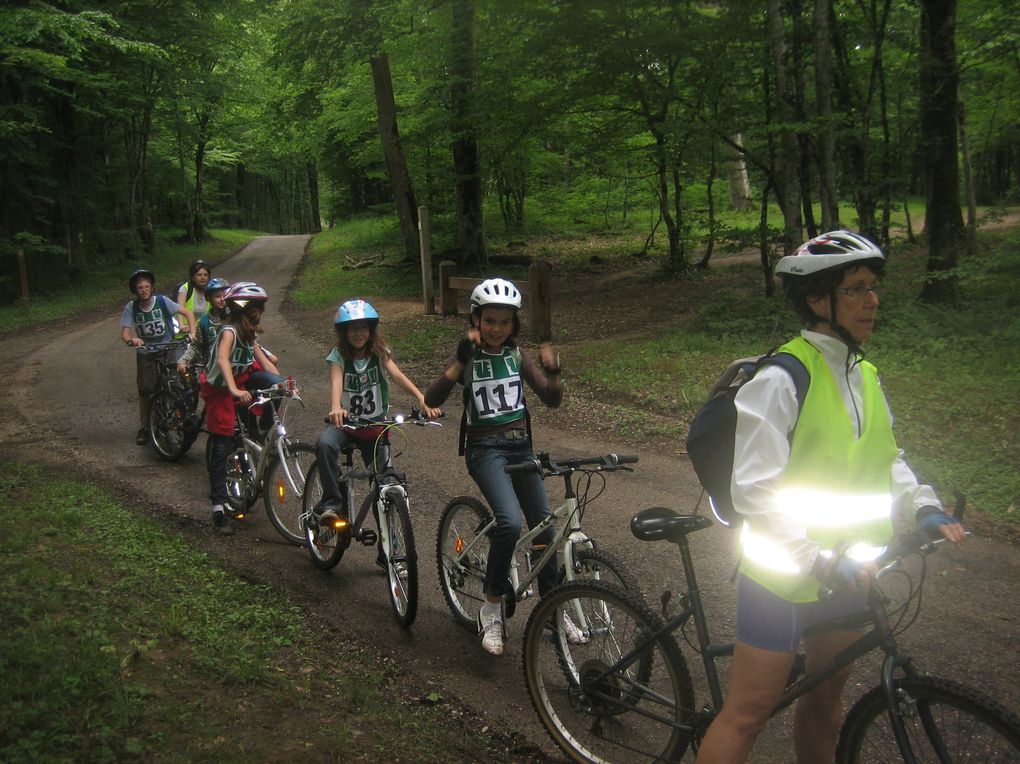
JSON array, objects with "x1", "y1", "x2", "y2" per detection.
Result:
[{"x1": 738, "y1": 336, "x2": 898, "y2": 602}]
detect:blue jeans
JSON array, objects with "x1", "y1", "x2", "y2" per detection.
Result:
[
  {"x1": 208, "y1": 370, "x2": 284, "y2": 506},
  {"x1": 465, "y1": 433, "x2": 557, "y2": 598},
  {"x1": 315, "y1": 424, "x2": 391, "y2": 505}
]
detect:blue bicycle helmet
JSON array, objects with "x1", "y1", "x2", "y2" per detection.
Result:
[
  {"x1": 206, "y1": 277, "x2": 230, "y2": 294},
  {"x1": 334, "y1": 299, "x2": 379, "y2": 326}
]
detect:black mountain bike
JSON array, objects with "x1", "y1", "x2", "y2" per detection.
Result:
[
  {"x1": 522, "y1": 506, "x2": 1020, "y2": 763},
  {"x1": 139, "y1": 341, "x2": 204, "y2": 461}
]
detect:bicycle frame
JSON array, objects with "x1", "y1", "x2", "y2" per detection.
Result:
[{"x1": 574, "y1": 521, "x2": 957, "y2": 753}]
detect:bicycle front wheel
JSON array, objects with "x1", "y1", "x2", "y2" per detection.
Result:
[
  {"x1": 381, "y1": 489, "x2": 418, "y2": 628},
  {"x1": 522, "y1": 580, "x2": 696, "y2": 764},
  {"x1": 148, "y1": 391, "x2": 190, "y2": 461},
  {"x1": 560, "y1": 547, "x2": 642, "y2": 596},
  {"x1": 436, "y1": 496, "x2": 493, "y2": 632},
  {"x1": 302, "y1": 458, "x2": 348, "y2": 570},
  {"x1": 836, "y1": 675, "x2": 1020, "y2": 763},
  {"x1": 263, "y1": 441, "x2": 316, "y2": 545}
]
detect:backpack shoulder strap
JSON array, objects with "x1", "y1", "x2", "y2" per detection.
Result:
[{"x1": 761, "y1": 352, "x2": 810, "y2": 411}]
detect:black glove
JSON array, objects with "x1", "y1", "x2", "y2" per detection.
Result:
[{"x1": 456, "y1": 338, "x2": 475, "y2": 365}]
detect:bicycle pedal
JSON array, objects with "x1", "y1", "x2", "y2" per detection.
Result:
[{"x1": 358, "y1": 529, "x2": 378, "y2": 546}]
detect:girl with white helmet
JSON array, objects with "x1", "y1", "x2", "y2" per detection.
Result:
[
  {"x1": 424, "y1": 277, "x2": 564, "y2": 656},
  {"x1": 202, "y1": 282, "x2": 284, "y2": 534},
  {"x1": 695, "y1": 232, "x2": 965, "y2": 763},
  {"x1": 314, "y1": 299, "x2": 441, "y2": 536}
]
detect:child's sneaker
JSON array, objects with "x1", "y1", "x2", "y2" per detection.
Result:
[
  {"x1": 135, "y1": 428, "x2": 148, "y2": 446},
  {"x1": 477, "y1": 608, "x2": 505, "y2": 656},
  {"x1": 211, "y1": 505, "x2": 234, "y2": 536}
]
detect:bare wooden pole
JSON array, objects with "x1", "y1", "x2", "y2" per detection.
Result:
[
  {"x1": 17, "y1": 250, "x2": 30, "y2": 308},
  {"x1": 418, "y1": 206, "x2": 435, "y2": 314},
  {"x1": 528, "y1": 261, "x2": 552, "y2": 341}
]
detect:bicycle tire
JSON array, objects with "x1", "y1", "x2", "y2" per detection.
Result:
[
  {"x1": 436, "y1": 496, "x2": 493, "y2": 632},
  {"x1": 836, "y1": 675, "x2": 1020, "y2": 763},
  {"x1": 522, "y1": 580, "x2": 696, "y2": 764},
  {"x1": 148, "y1": 391, "x2": 190, "y2": 461},
  {"x1": 302, "y1": 458, "x2": 349, "y2": 570},
  {"x1": 263, "y1": 441, "x2": 316, "y2": 545},
  {"x1": 560, "y1": 547, "x2": 642, "y2": 596},
  {"x1": 381, "y1": 489, "x2": 418, "y2": 628},
  {"x1": 223, "y1": 445, "x2": 258, "y2": 518}
]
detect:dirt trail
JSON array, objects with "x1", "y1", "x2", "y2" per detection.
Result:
[{"x1": 3, "y1": 234, "x2": 1017, "y2": 762}]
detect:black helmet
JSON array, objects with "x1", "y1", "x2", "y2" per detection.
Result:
[{"x1": 128, "y1": 269, "x2": 155, "y2": 292}]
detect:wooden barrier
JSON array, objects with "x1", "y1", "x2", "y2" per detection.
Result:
[{"x1": 437, "y1": 260, "x2": 552, "y2": 341}]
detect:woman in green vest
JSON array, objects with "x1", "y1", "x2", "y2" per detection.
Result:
[{"x1": 695, "y1": 231, "x2": 965, "y2": 763}]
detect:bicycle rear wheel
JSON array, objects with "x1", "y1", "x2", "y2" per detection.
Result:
[
  {"x1": 223, "y1": 445, "x2": 258, "y2": 518},
  {"x1": 302, "y1": 458, "x2": 348, "y2": 570},
  {"x1": 263, "y1": 441, "x2": 316, "y2": 545},
  {"x1": 836, "y1": 675, "x2": 1020, "y2": 763},
  {"x1": 380, "y1": 489, "x2": 418, "y2": 628},
  {"x1": 436, "y1": 496, "x2": 493, "y2": 632},
  {"x1": 522, "y1": 580, "x2": 696, "y2": 764},
  {"x1": 148, "y1": 391, "x2": 190, "y2": 461}
]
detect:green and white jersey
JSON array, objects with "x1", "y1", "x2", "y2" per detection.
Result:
[
  {"x1": 206, "y1": 326, "x2": 255, "y2": 388},
  {"x1": 327, "y1": 349, "x2": 390, "y2": 421},
  {"x1": 120, "y1": 295, "x2": 178, "y2": 344},
  {"x1": 465, "y1": 347, "x2": 526, "y2": 428}
]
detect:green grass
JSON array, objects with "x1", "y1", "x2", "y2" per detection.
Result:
[
  {"x1": 0, "y1": 229, "x2": 266, "y2": 334},
  {"x1": 0, "y1": 462, "x2": 510, "y2": 763}
]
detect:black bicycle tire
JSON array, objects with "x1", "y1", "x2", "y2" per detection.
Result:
[
  {"x1": 148, "y1": 391, "x2": 189, "y2": 461},
  {"x1": 223, "y1": 445, "x2": 258, "y2": 518},
  {"x1": 382, "y1": 489, "x2": 418, "y2": 628},
  {"x1": 302, "y1": 457, "x2": 348, "y2": 570},
  {"x1": 836, "y1": 675, "x2": 1020, "y2": 763},
  {"x1": 522, "y1": 579, "x2": 696, "y2": 764},
  {"x1": 262, "y1": 441, "x2": 316, "y2": 546},
  {"x1": 436, "y1": 496, "x2": 493, "y2": 632},
  {"x1": 560, "y1": 546, "x2": 643, "y2": 597}
]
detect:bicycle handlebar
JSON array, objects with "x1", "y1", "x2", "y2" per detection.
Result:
[
  {"x1": 504, "y1": 451, "x2": 638, "y2": 476},
  {"x1": 132, "y1": 340, "x2": 185, "y2": 355},
  {"x1": 331, "y1": 405, "x2": 444, "y2": 429}
]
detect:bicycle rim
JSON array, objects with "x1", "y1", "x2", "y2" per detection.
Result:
[
  {"x1": 148, "y1": 392, "x2": 187, "y2": 461},
  {"x1": 382, "y1": 490, "x2": 418, "y2": 628},
  {"x1": 263, "y1": 441, "x2": 316, "y2": 545},
  {"x1": 223, "y1": 446, "x2": 257, "y2": 517},
  {"x1": 837, "y1": 675, "x2": 1020, "y2": 763},
  {"x1": 436, "y1": 497, "x2": 492, "y2": 632},
  {"x1": 523, "y1": 580, "x2": 695, "y2": 764}
]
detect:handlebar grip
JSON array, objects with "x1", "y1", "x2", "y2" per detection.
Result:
[
  {"x1": 505, "y1": 459, "x2": 541, "y2": 475},
  {"x1": 610, "y1": 454, "x2": 639, "y2": 465}
]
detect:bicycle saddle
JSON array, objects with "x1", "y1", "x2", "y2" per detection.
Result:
[{"x1": 630, "y1": 507, "x2": 713, "y2": 543}]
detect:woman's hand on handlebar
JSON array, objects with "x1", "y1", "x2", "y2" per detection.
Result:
[{"x1": 327, "y1": 408, "x2": 347, "y2": 427}]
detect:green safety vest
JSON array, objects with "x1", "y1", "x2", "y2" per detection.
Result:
[{"x1": 739, "y1": 336, "x2": 898, "y2": 602}]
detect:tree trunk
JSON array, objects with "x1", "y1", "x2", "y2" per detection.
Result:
[
  {"x1": 192, "y1": 113, "x2": 209, "y2": 243},
  {"x1": 727, "y1": 134, "x2": 753, "y2": 212},
  {"x1": 766, "y1": 0, "x2": 802, "y2": 255},
  {"x1": 813, "y1": 0, "x2": 839, "y2": 230},
  {"x1": 450, "y1": 0, "x2": 487, "y2": 266},
  {"x1": 369, "y1": 53, "x2": 419, "y2": 260},
  {"x1": 306, "y1": 160, "x2": 322, "y2": 233},
  {"x1": 957, "y1": 88, "x2": 977, "y2": 253},
  {"x1": 698, "y1": 141, "x2": 718, "y2": 269},
  {"x1": 919, "y1": 0, "x2": 964, "y2": 303}
]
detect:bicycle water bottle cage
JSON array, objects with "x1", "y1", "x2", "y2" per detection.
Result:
[{"x1": 630, "y1": 507, "x2": 713, "y2": 543}]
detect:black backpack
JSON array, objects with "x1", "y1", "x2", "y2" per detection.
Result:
[{"x1": 686, "y1": 351, "x2": 810, "y2": 527}]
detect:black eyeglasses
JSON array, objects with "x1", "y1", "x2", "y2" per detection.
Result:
[{"x1": 834, "y1": 285, "x2": 880, "y2": 299}]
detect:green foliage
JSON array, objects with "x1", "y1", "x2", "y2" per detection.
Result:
[{"x1": 0, "y1": 230, "x2": 263, "y2": 334}]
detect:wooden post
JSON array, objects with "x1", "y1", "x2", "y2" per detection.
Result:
[
  {"x1": 17, "y1": 249, "x2": 30, "y2": 308},
  {"x1": 439, "y1": 260, "x2": 459, "y2": 315},
  {"x1": 418, "y1": 205, "x2": 435, "y2": 314},
  {"x1": 529, "y1": 260, "x2": 552, "y2": 341}
]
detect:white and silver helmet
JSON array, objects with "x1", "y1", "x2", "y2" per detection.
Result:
[
  {"x1": 775, "y1": 230, "x2": 885, "y2": 277},
  {"x1": 470, "y1": 277, "x2": 522, "y2": 311}
]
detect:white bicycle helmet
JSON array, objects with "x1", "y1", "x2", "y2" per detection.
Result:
[
  {"x1": 470, "y1": 277, "x2": 522, "y2": 311},
  {"x1": 334, "y1": 299, "x2": 379, "y2": 325},
  {"x1": 224, "y1": 281, "x2": 268, "y2": 308},
  {"x1": 775, "y1": 230, "x2": 885, "y2": 276}
]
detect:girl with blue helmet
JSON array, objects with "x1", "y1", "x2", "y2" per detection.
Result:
[
  {"x1": 314, "y1": 299, "x2": 441, "y2": 532},
  {"x1": 177, "y1": 277, "x2": 230, "y2": 373}
]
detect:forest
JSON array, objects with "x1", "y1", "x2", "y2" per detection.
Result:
[{"x1": 1, "y1": 0, "x2": 1017, "y2": 304}]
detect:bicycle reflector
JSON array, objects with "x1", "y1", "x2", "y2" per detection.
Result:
[
  {"x1": 276, "y1": 478, "x2": 286, "y2": 503},
  {"x1": 331, "y1": 517, "x2": 348, "y2": 531},
  {"x1": 455, "y1": 536, "x2": 465, "y2": 554}
]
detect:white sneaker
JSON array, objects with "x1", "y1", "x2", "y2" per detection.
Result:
[
  {"x1": 562, "y1": 612, "x2": 589, "y2": 645},
  {"x1": 477, "y1": 609, "x2": 506, "y2": 656}
]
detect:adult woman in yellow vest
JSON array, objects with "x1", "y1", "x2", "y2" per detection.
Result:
[
  {"x1": 174, "y1": 259, "x2": 211, "y2": 339},
  {"x1": 695, "y1": 231, "x2": 966, "y2": 764}
]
